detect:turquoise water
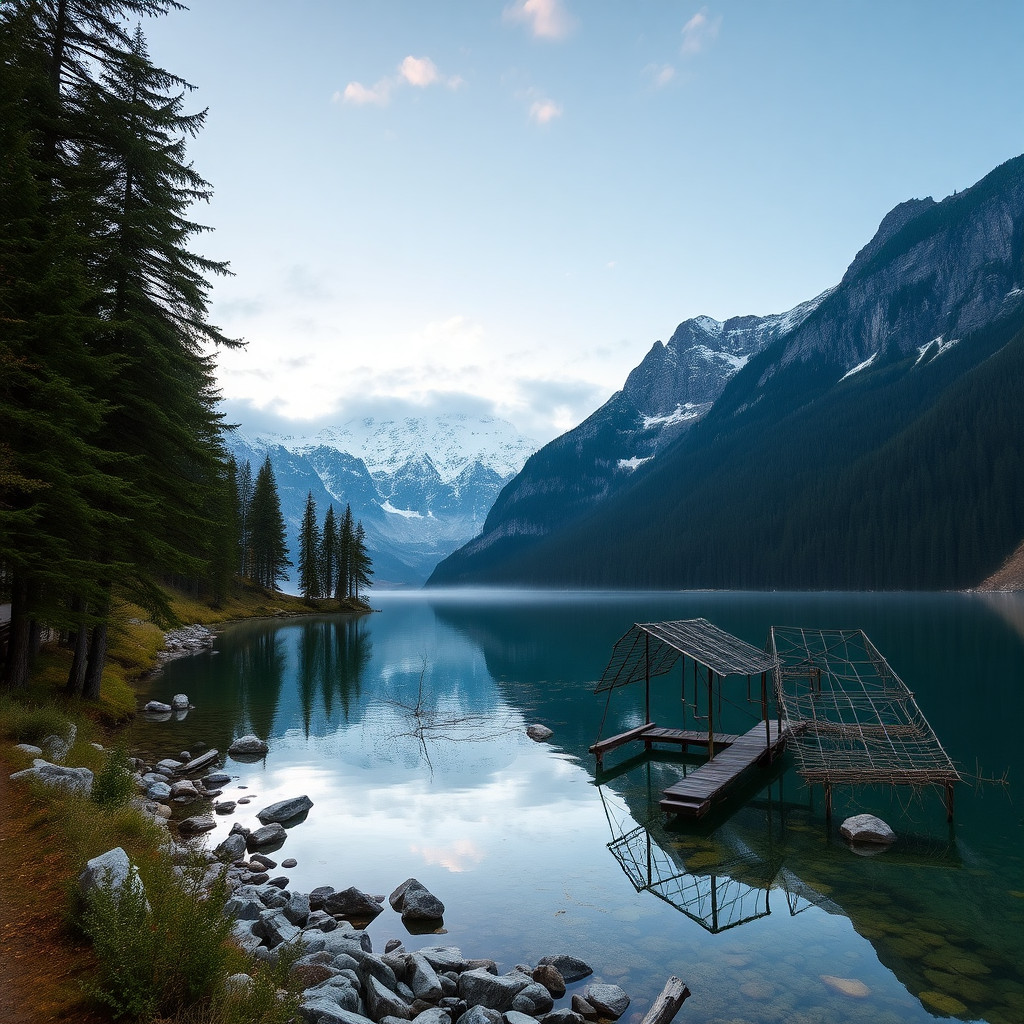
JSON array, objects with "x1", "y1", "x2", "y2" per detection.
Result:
[{"x1": 134, "y1": 592, "x2": 1024, "y2": 1024}]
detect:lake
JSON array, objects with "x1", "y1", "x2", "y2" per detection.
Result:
[{"x1": 134, "y1": 591, "x2": 1024, "y2": 1024}]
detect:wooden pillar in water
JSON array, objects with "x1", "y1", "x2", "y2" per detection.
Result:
[
  {"x1": 824, "y1": 781, "x2": 833, "y2": 822},
  {"x1": 644, "y1": 633, "x2": 651, "y2": 725},
  {"x1": 762, "y1": 671, "x2": 770, "y2": 758},
  {"x1": 945, "y1": 782, "x2": 955, "y2": 822},
  {"x1": 708, "y1": 668, "x2": 715, "y2": 760}
]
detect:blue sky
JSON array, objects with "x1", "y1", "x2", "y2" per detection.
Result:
[{"x1": 145, "y1": 1, "x2": 1024, "y2": 442}]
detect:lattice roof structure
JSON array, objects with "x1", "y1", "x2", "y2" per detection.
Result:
[
  {"x1": 767, "y1": 627, "x2": 960, "y2": 789},
  {"x1": 596, "y1": 618, "x2": 777, "y2": 693}
]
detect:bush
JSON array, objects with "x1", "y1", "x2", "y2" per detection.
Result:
[
  {"x1": 92, "y1": 744, "x2": 136, "y2": 808},
  {"x1": 0, "y1": 696, "x2": 69, "y2": 745}
]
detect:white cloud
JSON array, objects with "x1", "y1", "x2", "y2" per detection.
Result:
[
  {"x1": 681, "y1": 7, "x2": 722, "y2": 56},
  {"x1": 642, "y1": 62, "x2": 676, "y2": 88},
  {"x1": 400, "y1": 55, "x2": 440, "y2": 88},
  {"x1": 337, "y1": 56, "x2": 462, "y2": 108},
  {"x1": 529, "y1": 97, "x2": 563, "y2": 124},
  {"x1": 503, "y1": 0, "x2": 576, "y2": 40},
  {"x1": 338, "y1": 78, "x2": 392, "y2": 106}
]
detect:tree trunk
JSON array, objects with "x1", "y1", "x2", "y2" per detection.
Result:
[
  {"x1": 66, "y1": 595, "x2": 89, "y2": 696},
  {"x1": 639, "y1": 977, "x2": 691, "y2": 1024},
  {"x1": 82, "y1": 601, "x2": 109, "y2": 701},
  {"x1": 2, "y1": 575, "x2": 32, "y2": 690},
  {"x1": 28, "y1": 618, "x2": 41, "y2": 657}
]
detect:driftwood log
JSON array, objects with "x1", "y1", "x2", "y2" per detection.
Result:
[{"x1": 639, "y1": 976, "x2": 691, "y2": 1024}]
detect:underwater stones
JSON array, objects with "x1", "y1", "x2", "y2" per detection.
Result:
[
  {"x1": 739, "y1": 979, "x2": 776, "y2": 1001},
  {"x1": 820, "y1": 975, "x2": 870, "y2": 998},
  {"x1": 920, "y1": 990, "x2": 968, "y2": 1016},
  {"x1": 839, "y1": 814, "x2": 896, "y2": 846}
]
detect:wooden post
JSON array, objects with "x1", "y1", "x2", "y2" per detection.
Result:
[
  {"x1": 945, "y1": 782, "x2": 955, "y2": 822},
  {"x1": 707, "y1": 668, "x2": 715, "y2": 760},
  {"x1": 645, "y1": 633, "x2": 651, "y2": 725},
  {"x1": 824, "y1": 781, "x2": 833, "y2": 822},
  {"x1": 762, "y1": 671, "x2": 769, "y2": 757},
  {"x1": 638, "y1": 976, "x2": 690, "y2": 1024}
]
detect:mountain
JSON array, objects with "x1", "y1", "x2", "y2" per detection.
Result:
[
  {"x1": 226, "y1": 415, "x2": 537, "y2": 588},
  {"x1": 429, "y1": 154, "x2": 1024, "y2": 590}
]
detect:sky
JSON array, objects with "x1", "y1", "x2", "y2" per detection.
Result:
[{"x1": 143, "y1": 1, "x2": 1024, "y2": 444}]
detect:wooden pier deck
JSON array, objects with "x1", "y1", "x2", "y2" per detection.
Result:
[
  {"x1": 659, "y1": 720, "x2": 788, "y2": 819},
  {"x1": 589, "y1": 723, "x2": 741, "y2": 772}
]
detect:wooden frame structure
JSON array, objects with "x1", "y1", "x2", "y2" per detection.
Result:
[{"x1": 767, "y1": 627, "x2": 961, "y2": 820}]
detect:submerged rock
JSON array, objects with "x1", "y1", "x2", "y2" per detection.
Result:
[
  {"x1": 820, "y1": 975, "x2": 870, "y2": 998},
  {"x1": 840, "y1": 814, "x2": 896, "y2": 845},
  {"x1": 537, "y1": 955, "x2": 593, "y2": 983},
  {"x1": 526, "y1": 724, "x2": 554, "y2": 742}
]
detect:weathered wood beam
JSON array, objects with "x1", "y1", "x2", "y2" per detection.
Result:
[{"x1": 639, "y1": 976, "x2": 691, "y2": 1024}]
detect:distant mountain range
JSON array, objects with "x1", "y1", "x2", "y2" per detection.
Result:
[
  {"x1": 226, "y1": 415, "x2": 537, "y2": 588},
  {"x1": 429, "y1": 154, "x2": 1024, "y2": 590}
]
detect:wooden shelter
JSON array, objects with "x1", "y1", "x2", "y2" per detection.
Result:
[
  {"x1": 590, "y1": 619, "x2": 785, "y2": 818},
  {"x1": 767, "y1": 627, "x2": 961, "y2": 820}
]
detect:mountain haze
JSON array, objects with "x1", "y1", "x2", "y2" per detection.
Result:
[{"x1": 429, "y1": 154, "x2": 1024, "y2": 590}]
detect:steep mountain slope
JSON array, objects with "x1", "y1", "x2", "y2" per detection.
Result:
[
  {"x1": 430, "y1": 154, "x2": 1024, "y2": 590},
  {"x1": 227, "y1": 415, "x2": 537, "y2": 588}
]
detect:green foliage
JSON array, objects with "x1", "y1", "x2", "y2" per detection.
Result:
[
  {"x1": 92, "y1": 744, "x2": 135, "y2": 807},
  {"x1": 298, "y1": 491, "x2": 322, "y2": 600},
  {"x1": 249, "y1": 457, "x2": 291, "y2": 590},
  {"x1": 81, "y1": 854, "x2": 240, "y2": 1021},
  {"x1": 0, "y1": 696, "x2": 68, "y2": 744}
]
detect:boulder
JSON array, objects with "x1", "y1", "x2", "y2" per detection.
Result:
[
  {"x1": 299, "y1": 1001, "x2": 372, "y2": 1024},
  {"x1": 512, "y1": 983, "x2": 554, "y2": 1016},
  {"x1": 284, "y1": 892, "x2": 311, "y2": 926},
  {"x1": 14, "y1": 743, "x2": 43, "y2": 757},
  {"x1": 178, "y1": 814, "x2": 216, "y2": 834},
  {"x1": 228, "y1": 734, "x2": 269, "y2": 757},
  {"x1": 171, "y1": 693, "x2": 190, "y2": 710},
  {"x1": 526, "y1": 724, "x2": 554, "y2": 742},
  {"x1": 457, "y1": 1008, "x2": 501, "y2": 1024},
  {"x1": 365, "y1": 974, "x2": 413, "y2": 1021},
  {"x1": 533, "y1": 964, "x2": 566, "y2": 998},
  {"x1": 203, "y1": 772, "x2": 231, "y2": 788},
  {"x1": 282, "y1": 857, "x2": 298, "y2": 868},
  {"x1": 144, "y1": 701, "x2": 173, "y2": 714},
  {"x1": 325, "y1": 887, "x2": 385, "y2": 921},
  {"x1": 407, "y1": 952, "x2": 443, "y2": 1002},
  {"x1": 538, "y1": 955, "x2": 593, "y2": 984},
  {"x1": 215, "y1": 832, "x2": 248, "y2": 862},
  {"x1": 570, "y1": 995, "x2": 597, "y2": 1021},
  {"x1": 78, "y1": 847, "x2": 142, "y2": 903},
  {"x1": 390, "y1": 878, "x2": 445, "y2": 920},
  {"x1": 170, "y1": 779, "x2": 199, "y2": 800},
  {"x1": 356, "y1": 952, "x2": 398, "y2": 991},
  {"x1": 417, "y1": 947, "x2": 467, "y2": 973},
  {"x1": 145, "y1": 781, "x2": 172, "y2": 801},
  {"x1": 10, "y1": 762, "x2": 93, "y2": 797},
  {"x1": 543, "y1": 1011, "x2": 586, "y2": 1024},
  {"x1": 155, "y1": 758, "x2": 183, "y2": 772},
  {"x1": 254, "y1": 908, "x2": 300, "y2": 947},
  {"x1": 506, "y1": 1013, "x2": 538, "y2": 1024},
  {"x1": 412, "y1": 1010, "x2": 451, "y2": 1024},
  {"x1": 840, "y1": 814, "x2": 896, "y2": 845},
  {"x1": 231, "y1": 919, "x2": 263, "y2": 954},
  {"x1": 256, "y1": 795, "x2": 313, "y2": 824},
  {"x1": 224, "y1": 895, "x2": 263, "y2": 921},
  {"x1": 583, "y1": 985, "x2": 629, "y2": 1020},
  {"x1": 310, "y1": 885, "x2": 336, "y2": 911},
  {"x1": 458, "y1": 969, "x2": 531, "y2": 1012},
  {"x1": 247, "y1": 822, "x2": 287, "y2": 850},
  {"x1": 215, "y1": 801, "x2": 236, "y2": 815}
]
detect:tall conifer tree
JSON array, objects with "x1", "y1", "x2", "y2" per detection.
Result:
[
  {"x1": 249, "y1": 457, "x2": 290, "y2": 591},
  {"x1": 298, "y1": 491, "x2": 321, "y2": 600}
]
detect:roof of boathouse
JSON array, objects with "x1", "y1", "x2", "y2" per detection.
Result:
[{"x1": 595, "y1": 618, "x2": 778, "y2": 693}]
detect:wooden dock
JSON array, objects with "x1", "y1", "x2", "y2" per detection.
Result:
[
  {"x1": 589, "y1": 723, "x2": 741, "y2": 772},
  {"x1": 660, "y1": 720, "x2": 788, "y2": 819}
]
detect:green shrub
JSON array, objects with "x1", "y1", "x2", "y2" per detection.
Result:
[
  {"x1": 92, "y1": 744, "x2": 135, "y2": 808},
  {"x1": 0, "y1": 696, "x2": 69, "y2": 744}
]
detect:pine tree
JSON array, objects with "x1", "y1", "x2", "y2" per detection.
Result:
[
  {"x1": 236, "y1": 458, "x2": 254, "y2": 578},
  {"x1": 249, "y1": 457, "x2": 290, "y2": 590},
  {"x1": 351, "y1": 521, "x2": 374, "y2": 600},
  {"x1": 320, "y1": 504, "x2": 337, "y2": 600},
  {"x1": 298, "y1": 491, "x2": 322, "y2": 601},
  {"x1": 335, "y1": 504, "x2": 354, "y2": 600}
]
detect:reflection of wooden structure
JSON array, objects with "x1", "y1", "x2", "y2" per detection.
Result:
[
  {"x1": 590, "y1": 619, "x2": 783, "y2": 819},
  {"x1": 768, "y1": 628, "x2": 961, "y2": 821}
]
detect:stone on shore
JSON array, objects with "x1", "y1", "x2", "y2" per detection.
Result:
[
  {"x1": 840, "y1": 813, "x2": 896, "y2": 845},
  {"x1": 457, "y1": 969, "x2": 531, "y2": 1012},
  {"x1": 146, "y1": 781, "x2": 172, "y2": 801},
  {"x1": 511, "y1": 982, "x2": 554, "y2": 1016},
  {"x1": 365, "y1": 974, "x2": 413, "y2": 1021},
  {"x1": 79, "y1": 847, "x2": 145, "y2": 905},
  {"x1": 228, "y1": 734, "x2": 269, "y2": 756},
  {"x1": 144, "y1": 701, "x2": 173, "y2": 714},
  {"x1": 247, "y1": 822, "x2": 287, "y2": 850},
  {"x1": 215, "y1": 801, "x2": 236, "y2": 814},
  {"x1": 532, "y1": 964, "x2": 566, "y2": 997},
  {"x1": 170, "y1": 779, "x2": 199, "y2": 800},
  {"x1": 390, "y1": 878, "x2": 445, "y2": 921},
  {"x1": 457, "y1": 1008, "x2": 500, "y2": 1024},
  {"x1": 171, "y1": 693, "x2": 190, "y2": 710},
  {"x1": 526, "y1": 724, "x2": 554, "y2": 742},
  {"x1": 179, "y1": 814, "x2": 216, "y2": 834},
  {"x1": 215, "y1": 831, "x2": 248, "y2": 862},
  {"x1": 537, "y1": 955, "x2": 593, "y2": 983},
  {"x1": 583, "y1": 984, "x2": 629, "y2": 1019},
  {"x1": 417, "y1": 948, "x2": 467, "y2": 973},
  {"x1": 203, "y1": 772, "x2": 231, "y2": 788},
  {"x1": 14, "y1": 743, "x2": 43, "y2": 757},
  {"x1": 10, "y1": 761, "x2": 93, "y2": 797},
  {"x1": 324, "y1": 887, "x2": 385, "y2": 921},
  {"x1": 257, "y1": 795, "x2": 314, "y2": 824}
]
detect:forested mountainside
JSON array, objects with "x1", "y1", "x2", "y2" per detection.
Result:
[{"x1": 429, "y1": 154, "x2": 1024, "y2": 590}]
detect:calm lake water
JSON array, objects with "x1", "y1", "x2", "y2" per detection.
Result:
[{"x1": 134, "y1": 592, "x2": 1024, "y2": 1024}]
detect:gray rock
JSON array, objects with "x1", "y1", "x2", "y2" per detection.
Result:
[
  {"x1": 325, "y1": 887, "x2": 385, "y2": 921},
  {"x1": 228, "y1": 733, "x2": 269, "y2": 756},
  {"x1": 170, "y1": 779, "x2": 199, "y2": 799},
  {"x1": 254, "y1": 908, "x2": 300, "y2": 947},
  {"x1": 256, "y1": 795, "x2": 313, "y2": 825},
  {"x1": 224, "y1": 895, "x2": 263, "y2": 921},
  {"x1": 284, "y1": 892, "x2": 311, "y2": 926},
  {"x1": 203, "y1": 772, "x2": 231, "y2": 788},
  {"x1": 231, "y1": 919, "x2": 263, "y2": 953},
  {"x1": 171, "y1": 693, "x2": 190, "y2": 710},
  {"x1": 532, "y1": 965, "x2": 565, "y2": 998},
  {"x1": 299, "y1": 999, "x2": 373, "y2": 1024},
  {"x1": 144, "y1": 701, "x2": 172, "y2": 713},
  {"x1": 215, "y1": 801, "x2": 236, "y2": 814},
  {"x1": 366, "y1": 974, "x2": 413, "y2": 1021},
  {"x1": 537, "y1": 956, "x2": 593, "y2": 984},
  {"x1": 357, "y1": 952, "x2": 398, "y2": 991},
  {"x1": 543, "y1": 1011, "x2": 585, "y2": 1024},
  {"x1": 247, "y1": 822, "x2": 287, "y2": 850},
  {"x1": 178, "y1": 814, "x2": 216, "y2": 834},
  {"x1": 10, "y1": 761, "x2": 93, "y2": 797},
  {"x1": 840, "y1": 813, "x2": 896, "y2": 845},
  {"x1": 382, "y1": 951, "x2": 409, "y2": 982},
  {"x1": 505, "y1": 1012, "x2": 538, "y2": 1024},
  {"x1": 155, "y1": 758, "x2": 183, "y2": 772},
  {"x1": 145, "y1": 781, "x2": 172, "y2": 800},
  {"x1": 78, "y1": 847, "x2": 142, "y2": 903},
  {"x1": 224, "y1": 971, "x2": 253, "y2": 995},
  {"x1": 583, "y1": 985, "x2": 629, "y2": 1020},
  {"x1": 177, "y1": 749, "x2": 220, "y2": 775},
  {"x1": 570, "y1": 996, "x2": 597, "y2": 1021},
  {"x1": 323, "y1": 929, "x2": 374, "y2": 959},
  {"x1": 465, "y1": 960, "x2": 498, "y2": 975},
  {"x1": 282, "y1": 857, "x2": 298, "y2": 868},
  {"x1": 413, "y1": 1010, "x2": 451, "y2": 1024},
  {"x1": 310, "y1": 885, "x2": 337, "y2": 910},
  {"x1": 250, "y1": 853, "x2": 278, "y2": 870},
  {"x1": 390, "y1": 878, "x2": 445, "y2": 921},
  {"x1": 14, "y1": 743, "x2": 43, "y2": 756},
  {"x1": 396, "y1": 982, "x2": 415, "y2": 1002},
  {"x1": 526, "y1": 724, "x2": 554, "y2": 742},
  {"x1": 458, "y1": 970, "x2": 531, "y2": 1012},
  {"x1": 512, "y1": 983, "x2": 553, "y2": 1016},
  {"x1": 385, "y1": 939, "x2": 405, "y2": 954},
  {"x1": 457, "y1": 1008, "x2": 502, "y2": 1024},
  {"x1": 407, "y1": 952, "x2": 443, "y2": 1002},
  {"x1": 418, "y1": 947, "x2": 466, "y2": 973},
  {"x1": 215, "y1": 832, "x2": 248, "y2": 862}
]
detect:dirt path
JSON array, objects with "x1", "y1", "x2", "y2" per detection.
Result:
[{"x1": 0, "y1": 755, "x2": 108, "y2": 1024}]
